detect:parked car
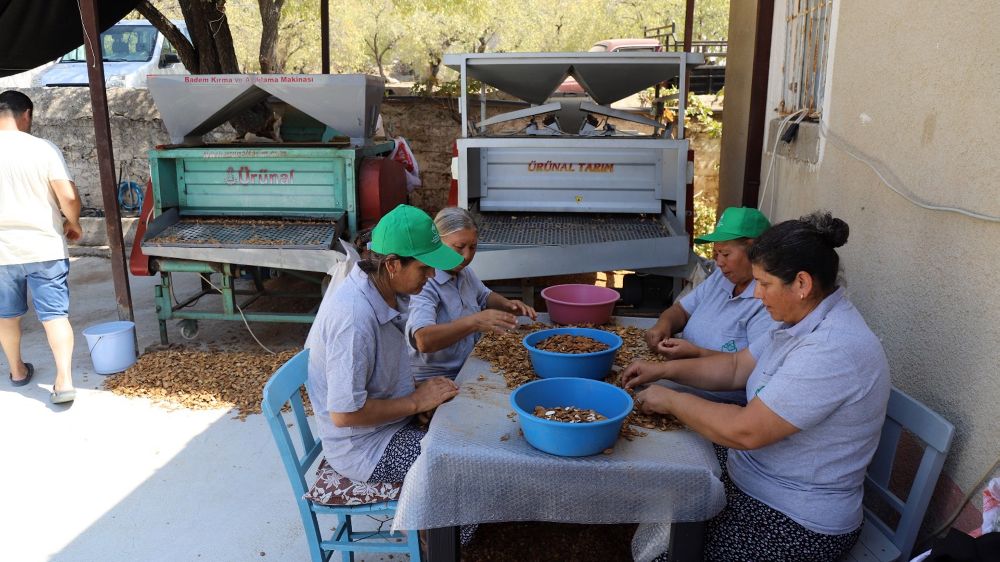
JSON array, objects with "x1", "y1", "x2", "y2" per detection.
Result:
[
  {"x1": 32, "y1": 19, "x2": 188, "y2": 88},
  {"x1": 555, "y1": 38, "x2": 663, "y2": 96}
]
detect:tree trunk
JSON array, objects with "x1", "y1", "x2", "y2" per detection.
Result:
[
  {"x1": 135, "y1": 0, "x2": 199, "y2": 72},
  {"x1": 180, "y1": 0, "x2": 240, "y2": 74},
  {"x1": 258, "y1": 0, "x2": 285, "y2": 74},
  {"x1": 366, "y1": 30, "x2": 392, "y2": 81},
  {"x1": 138, "y1": 0, "x2": 282, "y2": 137}
]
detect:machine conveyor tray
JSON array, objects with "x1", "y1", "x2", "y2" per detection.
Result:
[
  {"x1": 140, "y1": 209, "x2": 350, "y2": 273},
  {"x1": 144, "y1": 217, "x2": 340, "y2": 250},
  {"x1": 477, "y1": 213, "x2": 670, "y2": 247}
]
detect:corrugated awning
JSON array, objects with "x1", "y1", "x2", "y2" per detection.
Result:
[{"x1": 0, "y1": 0, "x2": 138, "y2": 77}]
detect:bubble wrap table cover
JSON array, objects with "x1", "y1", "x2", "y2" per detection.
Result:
[{"x1": 392, "y1": 316, "x2": 726, "y2": 534}]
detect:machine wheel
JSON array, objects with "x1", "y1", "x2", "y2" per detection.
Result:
[{"x1": 178, "y1": 319, "x2": 199, "y2": 340}]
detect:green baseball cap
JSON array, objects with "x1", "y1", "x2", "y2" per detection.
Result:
[
  {"x1": 371, "y1": 204, "x2": 463, "y2": 270},
  {"x1": 693, "y1": 207, "x2": 771, "y2": 244}
]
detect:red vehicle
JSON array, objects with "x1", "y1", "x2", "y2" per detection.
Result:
[{"x1": 555, "y1": 38, "x2": 663, "y2": 96}]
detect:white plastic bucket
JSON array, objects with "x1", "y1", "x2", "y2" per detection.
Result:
[{"x1": 82, "y1": 321, "x2": 137, "y2": 375}]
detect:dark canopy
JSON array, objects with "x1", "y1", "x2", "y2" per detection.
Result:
[{"x1": 0, "y1": 0, "x2": 139, "y2": 77}]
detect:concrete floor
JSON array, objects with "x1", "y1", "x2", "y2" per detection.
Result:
[{"x1": 1, "y1": 258, "x2": 401, "y2": 562}]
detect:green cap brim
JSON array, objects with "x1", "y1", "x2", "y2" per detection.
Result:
[
  {"x1": 693, "y1": 230, "x2": 744, "y2": 244},
  {"x1": 413, "y1": 243, "x2": 463, "y2": 270}
]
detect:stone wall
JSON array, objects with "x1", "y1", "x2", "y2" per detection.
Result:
[
  {"x1": 21, "y1": 89, "x2": 720, "y2": 221},
  {"x1": 380, "y1": 97, "x2": 463, "y2": 212},
  {"x1": 24, "y1": 88, "x2": 170, "y2": 210}
]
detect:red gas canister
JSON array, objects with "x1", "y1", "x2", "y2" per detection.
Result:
[{"x1": 358, "y1": 157, "x2": 408, "y2": 230}]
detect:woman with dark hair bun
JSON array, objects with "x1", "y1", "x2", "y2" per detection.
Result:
[{"x1": 623, "y1": 210, "x2": 890, "y2": 561}]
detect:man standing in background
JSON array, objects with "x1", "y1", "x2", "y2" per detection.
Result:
[{"x1": 0, "y1": 90, "x2": 81, "y2": 404}]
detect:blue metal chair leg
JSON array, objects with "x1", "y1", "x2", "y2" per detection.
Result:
[
  {"x1": 407, "y1": 528, "x2": 422, "y2": 561},
  {"x1": 340, "y1": 514, "x2": 355, "y2": 562},
  {"x1": 302, "y1": 508, "x2": 326, "y2": 562}
]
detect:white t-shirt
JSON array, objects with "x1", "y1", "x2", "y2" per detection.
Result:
[{"x1": 0, "y1": 130, "x2": 74, "y2": 265}]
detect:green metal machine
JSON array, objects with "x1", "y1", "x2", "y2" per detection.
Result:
[{"x1": 132, "y1": 74, "x2": 405, "y2": 344}]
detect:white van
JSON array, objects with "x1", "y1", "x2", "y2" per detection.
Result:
[{"x1": 32, "y1": 19, "x2": 188, "y2": 88}]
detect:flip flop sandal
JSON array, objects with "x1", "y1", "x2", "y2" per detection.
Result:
[
  {"x1": 9, "y1": 362, "x2": 33, "y2": 387},
  {"x1": 50, "y1": 388, "x2": 77, "y2": 404}
]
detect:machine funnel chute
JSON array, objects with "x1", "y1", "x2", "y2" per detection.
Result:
[
  {"x1": 148, "y1": 74, "x2": 385, "y2": 146},
  {"x1": 447, "y1": 52, "x2": 703, "y2": 106}
]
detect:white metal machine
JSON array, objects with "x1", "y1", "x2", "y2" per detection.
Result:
[{"x1": 444, "y1": 51, "x2": 705, "y2": 281}]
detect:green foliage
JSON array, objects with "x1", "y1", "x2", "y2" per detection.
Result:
[
  {"x1": 135, "y1": 0, "x2": 730, "y2": 79},
  {"x1": 644, "y1": 86, "x2": 723, "y2": 138},
  {"x1": 693, "y1": 194, "x2": 718, "y2": 260},
  {"x1": 134, "y1": 0, "x2": 729, "y2": 80},
  {"x1": 410, "y1": 77, "x2": 497, "y2": 98}
]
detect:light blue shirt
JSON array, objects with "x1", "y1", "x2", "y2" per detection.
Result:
[
  {"x1": 406, "y1": 267, "x2": 492, "y2": 381},
  {"x1": 730, "y1": 288, "x2": 891, "y2": 535},
  {"x1": 677, "y1": 268, "x2": 779, "y2": 403},
  {"x1": 679, "y1": 268, "x2": 776, "y2": 354},
  {"x1": 305, "y1": 265, "x2": 415, "y2": 482}
]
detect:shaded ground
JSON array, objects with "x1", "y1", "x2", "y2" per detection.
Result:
[{"x1": 464, "y1": 522, "x2": 637, "y2": 561}]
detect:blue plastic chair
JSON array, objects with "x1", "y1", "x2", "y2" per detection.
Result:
[
  {"x1": 261, "y1": 350, "x2": 422, "y2": 562},
  {"x1": 844, "y1": 387, "x2": 955, "y2": 562}
]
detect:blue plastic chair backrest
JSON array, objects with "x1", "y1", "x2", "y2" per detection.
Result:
[
  {"x1": 261, "y1": 350, "x2": 322, "y2": 500},
  {"x1": 864, "y1": 387, "x2": 955, "y2": 560}
]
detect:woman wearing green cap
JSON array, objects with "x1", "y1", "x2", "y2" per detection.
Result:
[
  {"x1": 304, "y1": 204, "x2": 465, "y2": 487},
  {"x1": 645, "y1": 207, "x2": 777, "y2": 402}
]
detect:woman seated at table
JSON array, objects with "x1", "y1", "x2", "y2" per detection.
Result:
[
  {"x1": 305, "y1": 204, "x2": 463, "y2": 484},
  {"x1": 407, "y1": 207, "x2": 536, "y2": 381},
  {"x1": 645, "y1": 206, "x2": 779, "y2": 402},
  {"x1": 623, "y1": 211, "x2": 890, "y2": 562}
]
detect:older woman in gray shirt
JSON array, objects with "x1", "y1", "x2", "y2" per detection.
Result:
[
  {"x1": 407, "y1": 207, "x2": 536, "y2": 381},
  {"x1": 623, "y1": 211, "x2": 890, "y2": 562}
]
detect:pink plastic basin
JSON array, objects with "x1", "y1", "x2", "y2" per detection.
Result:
[{"x1": 541, "y1": 284, "x2": 620, "y2": 325}]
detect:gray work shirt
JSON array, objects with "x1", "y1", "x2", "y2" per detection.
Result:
[
  {"x1": 406, "y1": 267, "x2": 492, "y2": 381},
  {"x1": 730, "y1": 287, "x2": 891, "y2": 535},
  {"x1": 679, "y1": 268, "x2": 776, "y2": 354},
  {"x1": 305, "y1": 265, "x2": 415, "y2": 482},
  {"x1": 677, "y1": 268, "x2": 779, "y2": 403}
]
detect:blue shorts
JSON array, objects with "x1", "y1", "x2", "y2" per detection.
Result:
[{"x1": 0, "y1": 259, "x2": 71, "y2": 322}]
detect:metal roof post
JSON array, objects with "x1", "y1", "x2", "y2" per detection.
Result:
[
  {"x1": 321, "y1": 0, "x2": 330, "y2": 74},
  {"x1": 741, "y1": 0, "x2": 776, "y2": 208},
  {"x1": 460, "y1": 60, "x2": 469, "y2": 138},
  {"x1": 680, "y1": 0, "x2": 696, "y2": 141},
  {"x1": 79, "y1": 0, "x2": 135, "y2": 322}
]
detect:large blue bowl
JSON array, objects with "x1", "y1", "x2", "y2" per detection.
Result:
[
  {"x1": 522, "y1": 327, "x2": 623, "y2": 380},
  {"x1": 511, "y1": 377, "x2": 633, "y2": 457}
]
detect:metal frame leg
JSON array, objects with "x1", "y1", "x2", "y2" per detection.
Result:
[
  {"x1": 154, "y1": 275, "x2": 170, "y2": 345},
  {"x1": 425, "y1": 526, "x2": 459, "y2": 562},
  {"x1": 221, "y1": 265, "x2": 236, "y2": 316},
  {"x1": 667, "y1": 521, "x2": 705, "y2": 561},
  {"x1": 520, "y1": 282, "x2": 534, "y2": 308}
]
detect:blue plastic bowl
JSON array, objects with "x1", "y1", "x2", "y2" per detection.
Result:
[
  {"x1": 522, "y1": 327, "x2": 623, "y2": 380},
  {"x1": 510, "y1": 377, "x2": 633, "y2": 457}
]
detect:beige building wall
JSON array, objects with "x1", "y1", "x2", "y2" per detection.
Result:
[
  {"x1": 760, "y1": 0, "x2": 1000, "y2": 523},
  {"x1": 716, "y1": 0, "x2": 760, "y2": 210}
]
